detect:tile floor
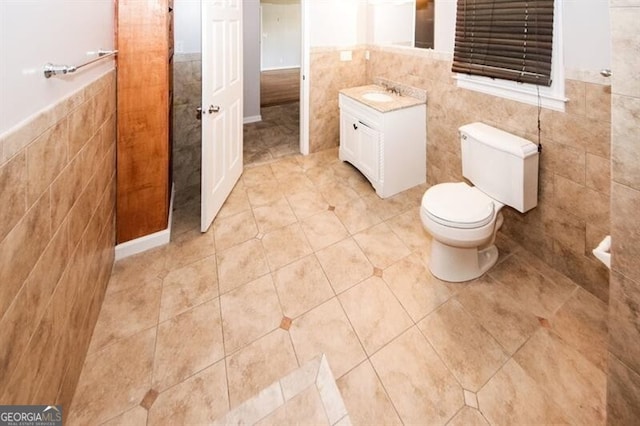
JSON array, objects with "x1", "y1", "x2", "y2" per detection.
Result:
[
  {"x1": 68, "y1": 147, "x2": 608, "y2": 425},
  {"x1": 243, "y1": 102, "x2": 300, "y2": 166}
]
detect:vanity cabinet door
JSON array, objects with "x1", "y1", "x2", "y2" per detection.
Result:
[
  {"x1": 340, "y1": 110, "x2": 359, "y2": 161},
  {"x1": 357, "y1": 121, "x2": 380, "y2": 182}
]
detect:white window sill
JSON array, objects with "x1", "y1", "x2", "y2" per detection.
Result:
[{"x1": 454, "y1": 74, "x2": 567, "y2": 112}]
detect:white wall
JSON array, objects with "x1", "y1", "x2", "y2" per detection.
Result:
[
  {"x1": 261, "y1": 2, "x2": 301, "y2": 70},
  {"x1": 309, "y1": 0, "x2": 367, "y2": 47},
  {"x1": 563, "y1": 0, "x2": 611, "y2": 71},
  {"x1": 174, "y1": 0, "x2": 201, "y2": 53},
  {"x1": 244, "y1": 1, "x2": 262, "y2": 119},
  {"x1": 0, "y1": 0, "x2": 114, "y2": 135},
  {"x1": 369, "y1": 1, "x2": 414, "y2": 46}
]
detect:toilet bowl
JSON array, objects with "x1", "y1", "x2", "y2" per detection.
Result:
[
  {"x1": 420, "y1": 182, "x2": 504, "y2": 282},
  {"x1": 420, "y1": 122, "x2": 539, "y2": 282}
]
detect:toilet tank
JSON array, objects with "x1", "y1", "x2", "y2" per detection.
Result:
[{"x1": 460, "y1": 123, "x2": 539, "y2": 213}]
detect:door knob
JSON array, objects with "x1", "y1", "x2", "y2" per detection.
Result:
[
  {"x1": 196, "y1": 107, "x2": 203, "y2": 120},
  {"x1": 209, "y1": 105, "x2": 220, "y2": 114}
]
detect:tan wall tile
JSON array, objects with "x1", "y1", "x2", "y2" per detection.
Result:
[
  {"x1": 0, "y1": 70, "x2": 116, "y2": 409},
  {"x1": 0, "y1": 191, "x2": 51, "y2": 318},
  {"x1": 26, "y1": 118, "x2": 69, "y2": 206},
  {"x1": 612, "y1": 94, "x2": 640, "y2": 190},
  {"x1": 607, "y1": 354, "x2": 640, "y2": 424},
  {"x1": 586, "y1": 153, "x2": 611, "y2": 194},
  {"x1": 0, "y1": 151, "x2": 27, "y2": 242},
  {"x1": 609, "y1": 271, "x2": 640, "y2": 374},
  {"x1": 611, "y1": 182, "x2": 640, "y2": 283},
  {"x1": 585, "y1": 83, "x2": 612, "y2": 123},
  {"x1": 564, "y1": 79, "x2": 586, "y2": 116}
]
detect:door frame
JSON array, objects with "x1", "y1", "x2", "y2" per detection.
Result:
[{"x1": 300, "y1": 0, "x2": 310, "y2": 155}]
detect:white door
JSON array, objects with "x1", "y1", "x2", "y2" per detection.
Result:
[{"x1": 201, "y1": 0, "x2": 243, "y2": 232}]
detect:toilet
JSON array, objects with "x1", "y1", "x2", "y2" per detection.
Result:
[{"x1": 420, "y1": 122, "x2": 539, "y2": 282}]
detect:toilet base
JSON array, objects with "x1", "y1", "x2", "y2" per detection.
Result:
[{"x1": 429, "y1": 239, "x2": 499, "y2": 282}]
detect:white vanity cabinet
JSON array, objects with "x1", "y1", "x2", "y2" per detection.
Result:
[{"x1": 339, "y1": 93, "x2": 426, "y2": 198}]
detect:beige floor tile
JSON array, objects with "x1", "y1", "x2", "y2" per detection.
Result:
[
  {"x1": 247, "y1": 181, "x2": 285, "y2": 207},
  {"x1": 550, "y1": 287, "x2": 608, "y2": 372},
  {"x1": 383, "y1": 253, "x2": 452, "y2": 322},
  {"x1": 455, "y1": 276, "x2": 540, "y2": 355},
  {"x1": 253, "y1": 197, "x2": 298, "y2": 234},
  {"x1": 488, "y1": 255, "x2": 576, "y2": 318},
  {"x1": 333, "y1": 197, "x2": 382, "y2": 235},
  {"x1": 159, "y1": 255, "x2": 218, "y2": 322},
  {"x1": 107, "y1": 247, "x2": 168, "y2": 294},
  {"x1": 345, "y1": 171, "x2": 375, "y2": 196},
  {"x1": 243, "y1": 164, "x2": 277, "y2": 188},
  {"x1": 226, "y1": 329, "x2": 299, "y2": 408},
  {"x1": 277, "y1": 173, "x2": 316, "y2": 196},
  {"x1": 261, "y1": 223, "x2": 313, "y2": 270},
  {"x1": 319, "y1": 182, "x2": 360, "y2": 207},
  {"x1": 213, "y1": 209, "x2": 258, "y2": 251},
  {"x1": 304, "y1": 165, "x2": 337, "y2": 187},
  {"x1": 256, "y1": 385, "x2": 330, "y2": 426},
  {"x1": 353, "y1": 223, "x2": 411, "y2": 269},
  {"x1": 270, "y1": 157, "x2": 304, "y2": 180},
  {"x1": 447, "y1": 406, "x2": 489, "y2": 426},
  {"x1": 289, "y1": 298, "x2": 366, "y2": 378},
  {"x1": 101, "y1": 406, "x2": 148, "y2": 426},
  {"x1": 361, "y1": 192, "x2": 412, "y2": 221},
  {"x1": 513, "y1": 329, "x2": 607, "y2": 425},
  {"x1": 88, "y1": 278, "x2": 162, "y2": 354},
  {"x1": 216, "y1": 238, "x2": 269, "y2": 294},
  {"x1": 338, "y1": 276, "x2": 412, "y2": 355},
  {"x1": 301, "y1": 211, "x2": 349, "y2": 251},
  {"x1": 273, "y1": 255, "x2": 334, "y2": 319},
  {"x1": 386, "y1": 208, "x2": 431, "y2": 252},
  {"x1": 370, "y1": 327, "x2": 464, "y2": 424},
  {"x1": 218, "y1": 182, "x2": 251, "y2": 219},
  {"x1": 153, "y1": 299, "x2": 224, "y2": 391},
  {"x1": 336, "y1": 360, "x2": 401, "y2": 426},
  {"x1": 220, "y1": 275, "x2": 283, "y2": 354},
  {"x1": 164, "y1": 229, "x2": 217, "y2": 271},
  {"x1": 316, "y1": 238, "x2": 373, "y2": 294},
  {"x1": 418, "y1": 299, "x2": 509, "y2": 391},
  {"x1": 286, "y1": 189, "x2": 328, "y2": 220},
  {"x1": 69, "y1": 328, "x2": 156, "y2": 425},
  {"x1": 147, "y1": 360, "x2": 229, "y2": 425},
  {"x1": 477, "y1": 359, "x2": 569, "y2": 424}
]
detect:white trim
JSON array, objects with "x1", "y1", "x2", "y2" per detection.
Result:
[
  {"x1": 115, "y1": 184, "x2": 174, "y2": 260},
  {"x1": 454, "y1": 0, "x2": 566, "y2": 112},
  {"x1": 300, "y1": 0, "x2": 310, "y2": 155},
  {"x1": 243, "y1": 115, "x2": 262, "y2": 124}
]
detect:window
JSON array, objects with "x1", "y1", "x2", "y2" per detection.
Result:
[{"x1": 452, "y1": 0, "x2": 565, "y2": 111}]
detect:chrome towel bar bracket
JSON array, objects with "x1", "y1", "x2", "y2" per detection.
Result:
[{"x1": 44, "y1": 50, "x2": 118, "y2": 79}]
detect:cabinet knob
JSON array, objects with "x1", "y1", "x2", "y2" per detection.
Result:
[
  {"x1": 353, "y1": 123, "x2": 358, "y2": 130},
  {"x1": 209, "y1": 105, "x2": 220, "y2": 114}
]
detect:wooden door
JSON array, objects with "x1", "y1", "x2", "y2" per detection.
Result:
[{"x1": 201, "y1": 0, "x2": 243, "y2": 232}]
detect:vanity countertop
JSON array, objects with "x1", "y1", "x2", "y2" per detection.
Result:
[{"x1": 339, "y1": 84, "x2": 426, "y2": 113}]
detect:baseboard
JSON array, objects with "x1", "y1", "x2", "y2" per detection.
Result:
[
  {"x1": 115, "y1": 183, "x2": 175, "y2": 261},
  {"x1": 243, "y1": 115, "x2": 262, "y2": 124}
]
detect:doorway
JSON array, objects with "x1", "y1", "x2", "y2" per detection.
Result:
[{"x1": 243, "y1": 0, "x2": 309, "y2": 166}]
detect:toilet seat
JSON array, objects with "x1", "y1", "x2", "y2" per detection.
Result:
[{"x1": 422, "y1": 183, "x2": 498, "y2": 229}]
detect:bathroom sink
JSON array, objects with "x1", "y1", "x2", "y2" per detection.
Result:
[{"x1": 362, "y1": 92, "x2": 394, "y2": 102}]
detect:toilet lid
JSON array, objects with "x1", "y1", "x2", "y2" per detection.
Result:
[{"x1": 422, "y1": 183, "x2": 496, "y2": 229}]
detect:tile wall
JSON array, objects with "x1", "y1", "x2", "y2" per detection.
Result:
[
  {"x1": 307, "y1": 45, "x2": 611, "y2": 303},
  {"x1": 308, "y1": 47, "x2": 368, "y2": 153},
  {"x1": 173, "y1": 53, "x2": 202, "y2": 206},
  {"x1": 607, "y1": 1, "x2": 640, "y2": 422},
  {"x1": 0, "y1": 70, "x2": 116, "y2": 411}
]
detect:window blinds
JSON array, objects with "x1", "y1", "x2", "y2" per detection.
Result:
[{"x1": 452, "y1": 0, "x2": 555, "y2": 86}]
